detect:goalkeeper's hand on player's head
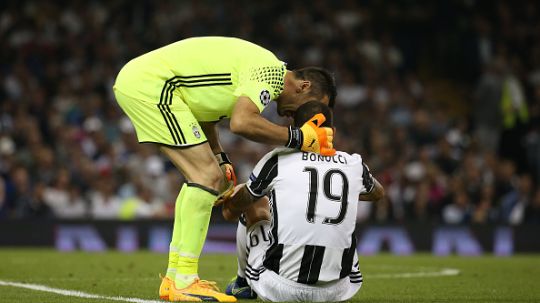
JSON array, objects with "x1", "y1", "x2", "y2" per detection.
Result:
[{"x1": 286, "y1": 113, "x2": 336, "y2": 156}]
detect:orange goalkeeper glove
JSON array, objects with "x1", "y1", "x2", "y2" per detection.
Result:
[
  {"x1": 215, "y1": 152, "x2": 237, "y2": 186},
  {"x1": 215, "y1": 152, "x2": 237, "y2": 206},
  {"x1": 286, "y1": 113, "x2": 336, "y2": 156}
]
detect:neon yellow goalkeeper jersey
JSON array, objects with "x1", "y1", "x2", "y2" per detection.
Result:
[{"x1": 114, "y1": 36, "x2": 286, "y2": 121}]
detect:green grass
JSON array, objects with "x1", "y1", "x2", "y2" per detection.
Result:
[{"x1": 0, "y1": 249, "x2": 539, "y2": 302}]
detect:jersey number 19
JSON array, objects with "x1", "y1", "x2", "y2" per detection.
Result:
[{"x1": 303, "y1": 167, "x2": 349, "y2": 225}]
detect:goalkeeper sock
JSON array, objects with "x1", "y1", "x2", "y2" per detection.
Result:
[
  {"x1": 174, "y1": 183, "x2": 218, "y2": 288},
  {"x1": 235, "y1": 220, "x2": 248, "y2": 279},
  {"x1": 166, "y1": 247, "x2": 178, "y2": 280},
  {"x1": 175, "y1": 255, "x2": 199, "y2": 288},
  {"x1": 166, "y1": 184, "x2": 187, "y2": 280}
]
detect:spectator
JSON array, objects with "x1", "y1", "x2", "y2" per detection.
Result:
[
  {"x1": 524, "y1": 188, "x2": 540, "y2": 223},
  {"x1": 89, "y1": 175, "x2": 122, "y2": 219},
  {"x1": 0, "y1": 0, "x2": 538, "y2": 225},
  {"x1": 442, "y1": 189, "x2": 472, "y2": 224},
  {"x1": 0, "y1": 176, "x2": 9, "y2": 218},
  {"x1": 473, "y1": 57, "x2": 504, "y2": 154},
  {"x1": 500, "y1": 174, "x2": 533, "y2": 225},
  {"x1": 472, "y1": 184, "x2": 496, "y2": 223},
  {"x1": 118, "y1": 181, "x2": 167, "y2": 220}
]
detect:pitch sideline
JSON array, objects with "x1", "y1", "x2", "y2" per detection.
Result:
[
  {"x1": 0, "y1": 280, "x2": 161, "y2": 303},
  {"x1": 0, "y1": 268, "x2": 460, "y2": 301},
  {"x1": 369, "y1": 268, "x2": 460, "y2": 279}
]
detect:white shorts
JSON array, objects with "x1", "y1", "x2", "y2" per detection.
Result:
[{"x1": 245, "y1": 221, "x2": 362, "y2": 302}]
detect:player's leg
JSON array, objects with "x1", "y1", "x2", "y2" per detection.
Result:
[
  {"x1": 113, "y1": 88, "x2": 234, "y2": 302},
  {"x1": 166, "y1": 183, "x2": 186, "y2": 279},
  {"x1": 243, "y1": 197, "x2": 271, "y2": 226},
  {"x1": 225, "y1": 217, "x2": 254, "y2": 299},
  {"x1": 341, "y1": 251, "x2": 363, "y2": 301},
  {"x1": 158, "y1": 183, "x2": 187, "y2": 300},
  {"x1": 226, "y1": 198, "x2": 270, "y2": 299},
  {"x1": 236, "y1": 197, "x2": 270, "y2": 277},
  {"x1": 113, "y1": 88, "x2": 185, "y2": 298},
  {"x1": 161, "y1": 144, "x2": 236, "y2": 302},
  {"x1": 160, "y1": 142, "x2": 238, "y2": 302},
  {"x1": 159, "y1": 143, "x2": 223, "y2": 283}
]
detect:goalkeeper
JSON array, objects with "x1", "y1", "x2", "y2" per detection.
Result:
[{"x1": 113, "y1": 36, "x2": 336, "y2": 302}]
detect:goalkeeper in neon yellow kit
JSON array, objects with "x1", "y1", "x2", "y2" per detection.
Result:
[{"x1": 113, "y1": 37, "x2": 336, "y2": 302}]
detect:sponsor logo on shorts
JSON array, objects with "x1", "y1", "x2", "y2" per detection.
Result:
[{"x1": 260, "y1": 90, "x2": 271, "y2": 106}]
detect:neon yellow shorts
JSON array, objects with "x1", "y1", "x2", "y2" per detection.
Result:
[{"x1": 113, "y1": 88, "x2": 207, "y2": 147}]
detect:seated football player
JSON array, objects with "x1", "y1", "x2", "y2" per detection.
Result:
[{"x1": 220, "y1": 101, "x2": 384, "y2": 302}]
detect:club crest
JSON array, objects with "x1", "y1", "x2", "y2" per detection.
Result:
[{"x1": 192, "y1": 125, "x2": 201, "y2": 139}]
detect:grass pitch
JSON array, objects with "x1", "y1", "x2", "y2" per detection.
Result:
[{"x1": 0, "y1": 249, "x2": 538, "y2": 302}]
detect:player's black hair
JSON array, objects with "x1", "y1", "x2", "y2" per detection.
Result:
[
  {"x1": 293, "y1": 67, "x2": 337, "y2": 108},
  {"x1": 294, "y1": 100, "x2": 333, "y2": 128}
]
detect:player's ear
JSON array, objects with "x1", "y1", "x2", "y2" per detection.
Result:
[{"x1": 299, "y1": 80, "x2": 311, "y2": 93}]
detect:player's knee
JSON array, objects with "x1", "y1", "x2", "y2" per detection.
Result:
[
  {"x1": 196, "y1": 167, "x2": 224, "y2": 193},
  {"x1": 245, "y1": 198, "x2": 271, "y2": 226}
]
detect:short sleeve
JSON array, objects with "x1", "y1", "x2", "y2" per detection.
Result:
[
  {"x1": 360, "y1": 162, "x2": 375, "y2": 194},
  {"x1": 245, "y1": 150, "x2": 280, "y2": 197},
  {"x1": 234, "y1": 62, "x2": 286, "y2": 113},
  {"x1": 350, "y1": 152, "x2": 375, "y2": 194}
]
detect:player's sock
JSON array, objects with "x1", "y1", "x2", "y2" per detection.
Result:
[
  {"x1": 166, "y1": 184, "x2": 187, "y2": 280},
  {"x1": 174, "y1": 183, "x2": 217, "y2": 289},
  {"x1": 175, "y1": 255, "x2": 199, "y2": 287},
  {"x1": 166, "y1": 247, "x2": 179, "y2": 279},
  {"x1": 235, "y1": 276, "x2": 249, "y2": 288},
  {"x1": 235, "y1": 220, "x2": 248, "y2": 279}
]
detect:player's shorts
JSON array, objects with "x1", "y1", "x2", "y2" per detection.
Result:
[
  {"x1": 245, "y1": 221, "x2": 362, "y2": 302},
  {"x1": 113, "y1": 85, "x2": 207, "y2": 147}
]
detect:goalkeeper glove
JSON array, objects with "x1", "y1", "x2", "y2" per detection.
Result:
[
  {"x1": 286, "y1": 113, "x2": 336, "y2": 156},
  {"x1": 215, "y1": 152, "x2": 237, "y2": 186},
  {"x1": 215, "y1": 152, "x2": 237, "y2": 205}
]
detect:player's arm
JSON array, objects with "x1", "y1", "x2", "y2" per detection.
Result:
[
  {"x1": 358, "y1": 162, "x2": 385, "y2": 202},
  {"x1": 359, "y1": 177, "x2": 384, "y2": 202},
  {"x1": 230, "y1": 97, "x2": 289, "y2": 145},
  {"x1": 230, "y1": 97, "x2": 335, "y2": 155},
  {"x1": 221, "y1": 184, "x2": 259, "y2": 221},
  {"x1": 200, "y1": 121, "x2": 237, "y2": 190},
  {"x1": 199, "y1": 121, "x2": 223, "y2": 154},
  {"x1": 221, "y1": 150, "x2": 278, "y2": 219}
]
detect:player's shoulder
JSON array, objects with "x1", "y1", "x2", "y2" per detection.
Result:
[
  {"x1": 261, "y1": 147, "x2": 296, "y2": 160},
  {"x1": 336, "y1": 150, "x2": 364, "y2": 164},
  {"x1": 253, "y1": 147, "x2": 297, "y2": 166}
]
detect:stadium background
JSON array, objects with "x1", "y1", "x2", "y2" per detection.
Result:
[{"x1": 1, "y1": 0, "x2": 540, "y2": 254}]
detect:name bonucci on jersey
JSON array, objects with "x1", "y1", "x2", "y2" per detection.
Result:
[{"x1": 245, "y1": 147, "x2": 374, "y2": 285}]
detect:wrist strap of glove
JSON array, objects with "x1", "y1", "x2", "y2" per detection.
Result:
[
  {"x1": 215, "y1": 152, "x2": 232, "y2": 165},
  {"x1": 286, "y1": 126, "x2": 303, "y2": 149}
]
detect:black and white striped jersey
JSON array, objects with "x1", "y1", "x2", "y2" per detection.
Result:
[{"x1": 245, "y1": 147, "x2": 373, "y2": 285}]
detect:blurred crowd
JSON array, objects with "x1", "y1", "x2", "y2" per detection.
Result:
[{"x1": 0, "y1": 0, "x2": 539, "y2": 224}]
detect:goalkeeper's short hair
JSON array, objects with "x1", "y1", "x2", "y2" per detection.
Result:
[
  {"x1": 293, "y1": 67, "x2": 337, "y2": 108},
  {"x1": 293, "y1": 101, "x2": 333, "y2": 128}
]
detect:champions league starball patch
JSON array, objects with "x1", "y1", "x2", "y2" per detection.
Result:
[{"x1": 260, "y1": 89, "x2": 271, "y2": 106}]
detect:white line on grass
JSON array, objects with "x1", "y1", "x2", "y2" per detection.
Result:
[
  {"x1": 369, "y1": 268, "x2": 460, "y2": 279},
  {"x1": 0, "y1": 268, "x2": 460, "y2": 301},
  {"x1": 0, "y1": 280, "x2": 162, "y2": 303}
]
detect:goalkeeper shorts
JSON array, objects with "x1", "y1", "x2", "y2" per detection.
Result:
[{"x1": 113, "y1": 88, "x2": 207, "y2": 147}]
